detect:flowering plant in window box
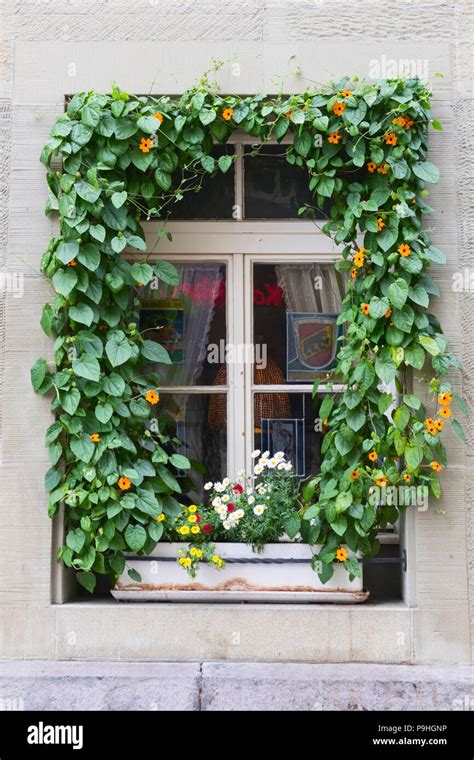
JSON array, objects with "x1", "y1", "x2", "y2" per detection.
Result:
[{"x1": 112, "y1": 451, "x2": 366, "y2": 602}]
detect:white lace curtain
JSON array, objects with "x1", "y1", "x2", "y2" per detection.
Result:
[{"x1": 275, "y1": 263, "x2": 345, "y2": 313}]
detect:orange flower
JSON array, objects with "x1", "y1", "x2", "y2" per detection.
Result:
[
  {"x1": 153, "y1": 112, "x2": 164, "y2": 124},
  {"x1": 385, "y1": 307, "x2": 392, "y2": 318},
  {"x1": 425, "y1": 417, "x2": 435, "y2": 427},
  {"x1": 67, "y1": 259, "x2": 77, "y2": 267},
  {"x1": 351, "y1": 268, "x2": 358, "y2": 279},
  {"x1": 403, "y1": 473, "x2": 411, "y2": 483},
  {"x1": 328, "y1": 131, "x2": 341, "y2": 144},
  {"x1": 375, "y1": 475, "x2": 388, "y2": 487},
  {"x1": 145, "y1": 390, "x2": 160, "y2": 405},
  {"x1": 332, "y1": 101, "x2": 346, "y2": 117},
  {"x1": 118, "y1": 477, "x2": 131, "y2": 491},
  {"x1": 90, "y1": 433, "x2": 101, "y2": 443},
  {"x1": 385, "y1": 132, "x2": 397, "y2": 146},
  {"x1": 392, "y1": 116, "x2": 407, "y2": 127},
  {"x1": 222, "y1": 107, "x2": 234, "y2": 121},
  {"x1": 368, "y1": 451, "x2": 378, "y2": 462},
  {"x1": 361, "y1": 303, "x2": 370, "y2": 315},
  {"x1": 353, "y1": 249, "x2": 365, "y2": 267},
  {"x1": 377, "y1": 162, "x2": 390, "y2": 174},
  {"x1": 284, "y1": 110, "x2": 293, "y2": 119},
  {"x1": 377, "y1": 217, "x2": 385, "y2": 232},
  {"x1": 430, "y1": 461, "x2": 443, "y2": 472},
  {"x1": 398, "y1": 243, "x2": 411, "y2": 257},
  {"x1": 405, "y1": 119, "x2": 414, "y2": 129},
  {"x1": 439, "y1": 406, "x2": 451, "y2": 419},
  {"x1": 434, "y1": 419, "x2": 444, "y2": 432},
  {"x1": 336, "y1": 547, "x2": 348, "y2": 562},
  {"x1": 139, "y1": 137, "x2": 153, "y2": 153},
  {"x1": 438, "y1": 392, "x2": 452, "y2": 405},
  {"x1": 341, "y1": 89, "x2": 352, "y2": 98},
  {"x1": 350, "y1": 469, "x2": 360, "y2": 480},
  {"x1": 367, "y1": 161, "x2": 377, "y2": 173}
]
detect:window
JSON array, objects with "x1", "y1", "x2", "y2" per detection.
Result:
[{"x1": 138, "y1": 138, "x2": 401, "y2": 601}]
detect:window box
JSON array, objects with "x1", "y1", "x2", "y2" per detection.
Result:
[{"x1": 112, "y1": 542, "x2": 368, "y2": 603}]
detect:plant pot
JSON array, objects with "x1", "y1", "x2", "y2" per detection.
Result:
[{"x1": 112, "y1": 543, "x2": 368, "y2": 603}]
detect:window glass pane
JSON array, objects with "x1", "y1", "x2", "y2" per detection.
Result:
[
  {"x1": 253, "y1": 392, "x2": 328, "y2": 478},
  {"x1": 252, "y1": 262, "x2": 345, "y2": 384},
  {"x1": 157, "y1": 393, "x2": 227, "y2": 499},
  {"x1": 167, "y1": 145, "x2": 235, "y2": 219},
  {"x1": 139, "y1": 263, "x2": 226, "y2": 386},
  {"x1": 244, "y1": 145, "x2": 311, "y2": 219}
]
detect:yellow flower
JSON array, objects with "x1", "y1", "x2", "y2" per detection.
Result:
[
  {"x1": 375, "y1": 475, "x2": 388, "y2": 487},
  {"x1": 190, "y1": 547, "x2": 203, "y2": 558},
  {"x1": 191, "y1": 526, "x2": 200, "y2": 534},
  {"x1": 211, "y1": 555, "x2": 221, "y2": 564},
  {"x1": 188, "y1": 505, "x2": 198, "y2": 513},
  {"x1": 431, "y1": 461, "x2": 443, "y2": 472},
  {"x1": 336, "y1": 547, "x2": 348, "y2": 562},
  {"x1": 439, "y1": 406, "x2": 451, "y2": 419},
  {"x1": 368, "y1": 451, "x2": 378, "y2": 462},
  {"x1": 157, "y1": 513, "x2": 165, "y2": 522},
  {"x1": 154, "y1": 112, "x2": 164, "y2": 124},
  {"x1": 398, "y1": 243, "x2": 411, "y2": 257},
  {"x1": 438, "y1": 392, "x2": 452, "y2": 406},
  {"x1": 145, "y1": 390, "x2": 160, "y2": 405},
  {"x1": 90, "y1": 433, "x2": 101, "y2": 443},
  {"x1": 179, "y1": 525, "x2": 190, "y2": 535},
  {"x1": 222, "y1": 107, "x2": 234, "y2": 121},
  {"x1": 188, "y1": 514, "x2": 197, "y2": 523}
]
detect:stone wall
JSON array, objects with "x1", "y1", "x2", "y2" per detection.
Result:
[{"x1": 0, "y1": 0, "x2": 472, "y2": 663}]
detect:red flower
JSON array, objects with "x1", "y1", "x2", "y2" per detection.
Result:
[
  {"x1": 227, "y1": 503, "x2": 235, "y2": 512},
  {"x1": 203, "y1": 524, "x2": 212, "y2": 534},
  {"x1": 195, "y1": 514, "x2": 201, "y2": 523},
  {"x1": 233, "y1": 484, "x2": 243, "y2": 494}
]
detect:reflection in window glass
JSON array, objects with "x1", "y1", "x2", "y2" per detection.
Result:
[
  {"x1": 252, "y1": 262, "x2": 345, "y2": 384},
  {"x1": 157, "y1": 393, "x2": 227, "y2": 500},
  {"x1": 244, "y1": 145, "x2": 312, "y2": 219},
  {"x1": 168, "y1": 145, "x2": 235, "y2": 219},
  {"x1": 139, "y1": 263, "x2": 226, "y2": 387}
]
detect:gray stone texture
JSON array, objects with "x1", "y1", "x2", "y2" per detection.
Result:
[{"x1": 0, "y1": 661, "x2": 473, "y2": 711}]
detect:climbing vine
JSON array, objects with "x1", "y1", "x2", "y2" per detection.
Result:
[{"x1": 32, "y1": 71, "x2": 465, "y2": 592}]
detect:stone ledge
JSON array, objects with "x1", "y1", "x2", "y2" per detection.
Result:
[{"x1": 0, "y1": 661, "x2": 473, "y2": 711}]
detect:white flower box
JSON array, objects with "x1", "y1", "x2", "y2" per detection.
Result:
[{"x1": 112, "y1": 542, "x2": 368, "y2": 603}]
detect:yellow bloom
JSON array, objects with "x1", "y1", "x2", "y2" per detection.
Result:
[
  {"x1": 211, "y1": 555, "x2": 221, "y2": 564},
  {"x1": 188, "y1": 514, "x2": 197, "y2": 523},
  {"x1": 179, "y1": 525, "x2": 190, "y2": 535},
  {"x1": 188, "y1": 505, "x2": 198, "y2": 513},
  {"x1": 191, "y1": 526, "x2": 200, "y2": 534},
  {"x1": 157, "y1": 513, "x2": 165, "y2": 522},
  {"x1": 336, "y1": 547, "x2": 348, "y2": 562}
]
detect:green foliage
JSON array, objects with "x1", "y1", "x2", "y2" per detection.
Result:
[{"x1": 34, "y1": 75, "x2": 462, "y2": 591}]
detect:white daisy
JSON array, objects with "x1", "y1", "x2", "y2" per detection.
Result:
[
  {"x1": 214, "y1": 482, "x2": 226, "y2": 492},
  {"x1": 204, "y1": 481, "x2": 213, "y2": 490},
  {"x1": 223, "y1": 520, "x2": 232, "y2": 530},
  {"x1": 277, "y1": 462, "x2": 286, "y2": 470},
  {"x1": 261, "y1": 450, "x2": 270, "y2": 459},
  {"x1": 274, "y1": 451, "x2": 285, "y2": 460},
  {"x1": 253, "y1": 504, "x2": 266, "y2": 516},
  {"x1": 285, "y1": 462, "x2": 293, "y2": 471},
  {"x1": 235, "y1": 509, "x2": 245, "y2": 519},
  {"x1": 222, "y1": 477, "x2": 230, "y2": 487},
  {"x1": 212, "y1": 496, "x2": 222, "y2": 507},
  {"x1": 267, "y1": 457, "x2": 278, "y2": 468},
  {"x1": 254, "y1": 464, "x2": 264, "y2": 475},
  {"x1": 221, "y1": 494, "x2": 230, "y2": 502},
  {"x1": 247, "y1": 495, "x2": 255, "y2": 505},
  {"x1": 251, "y1": 450, "x2": 261, "y2": 459}
]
